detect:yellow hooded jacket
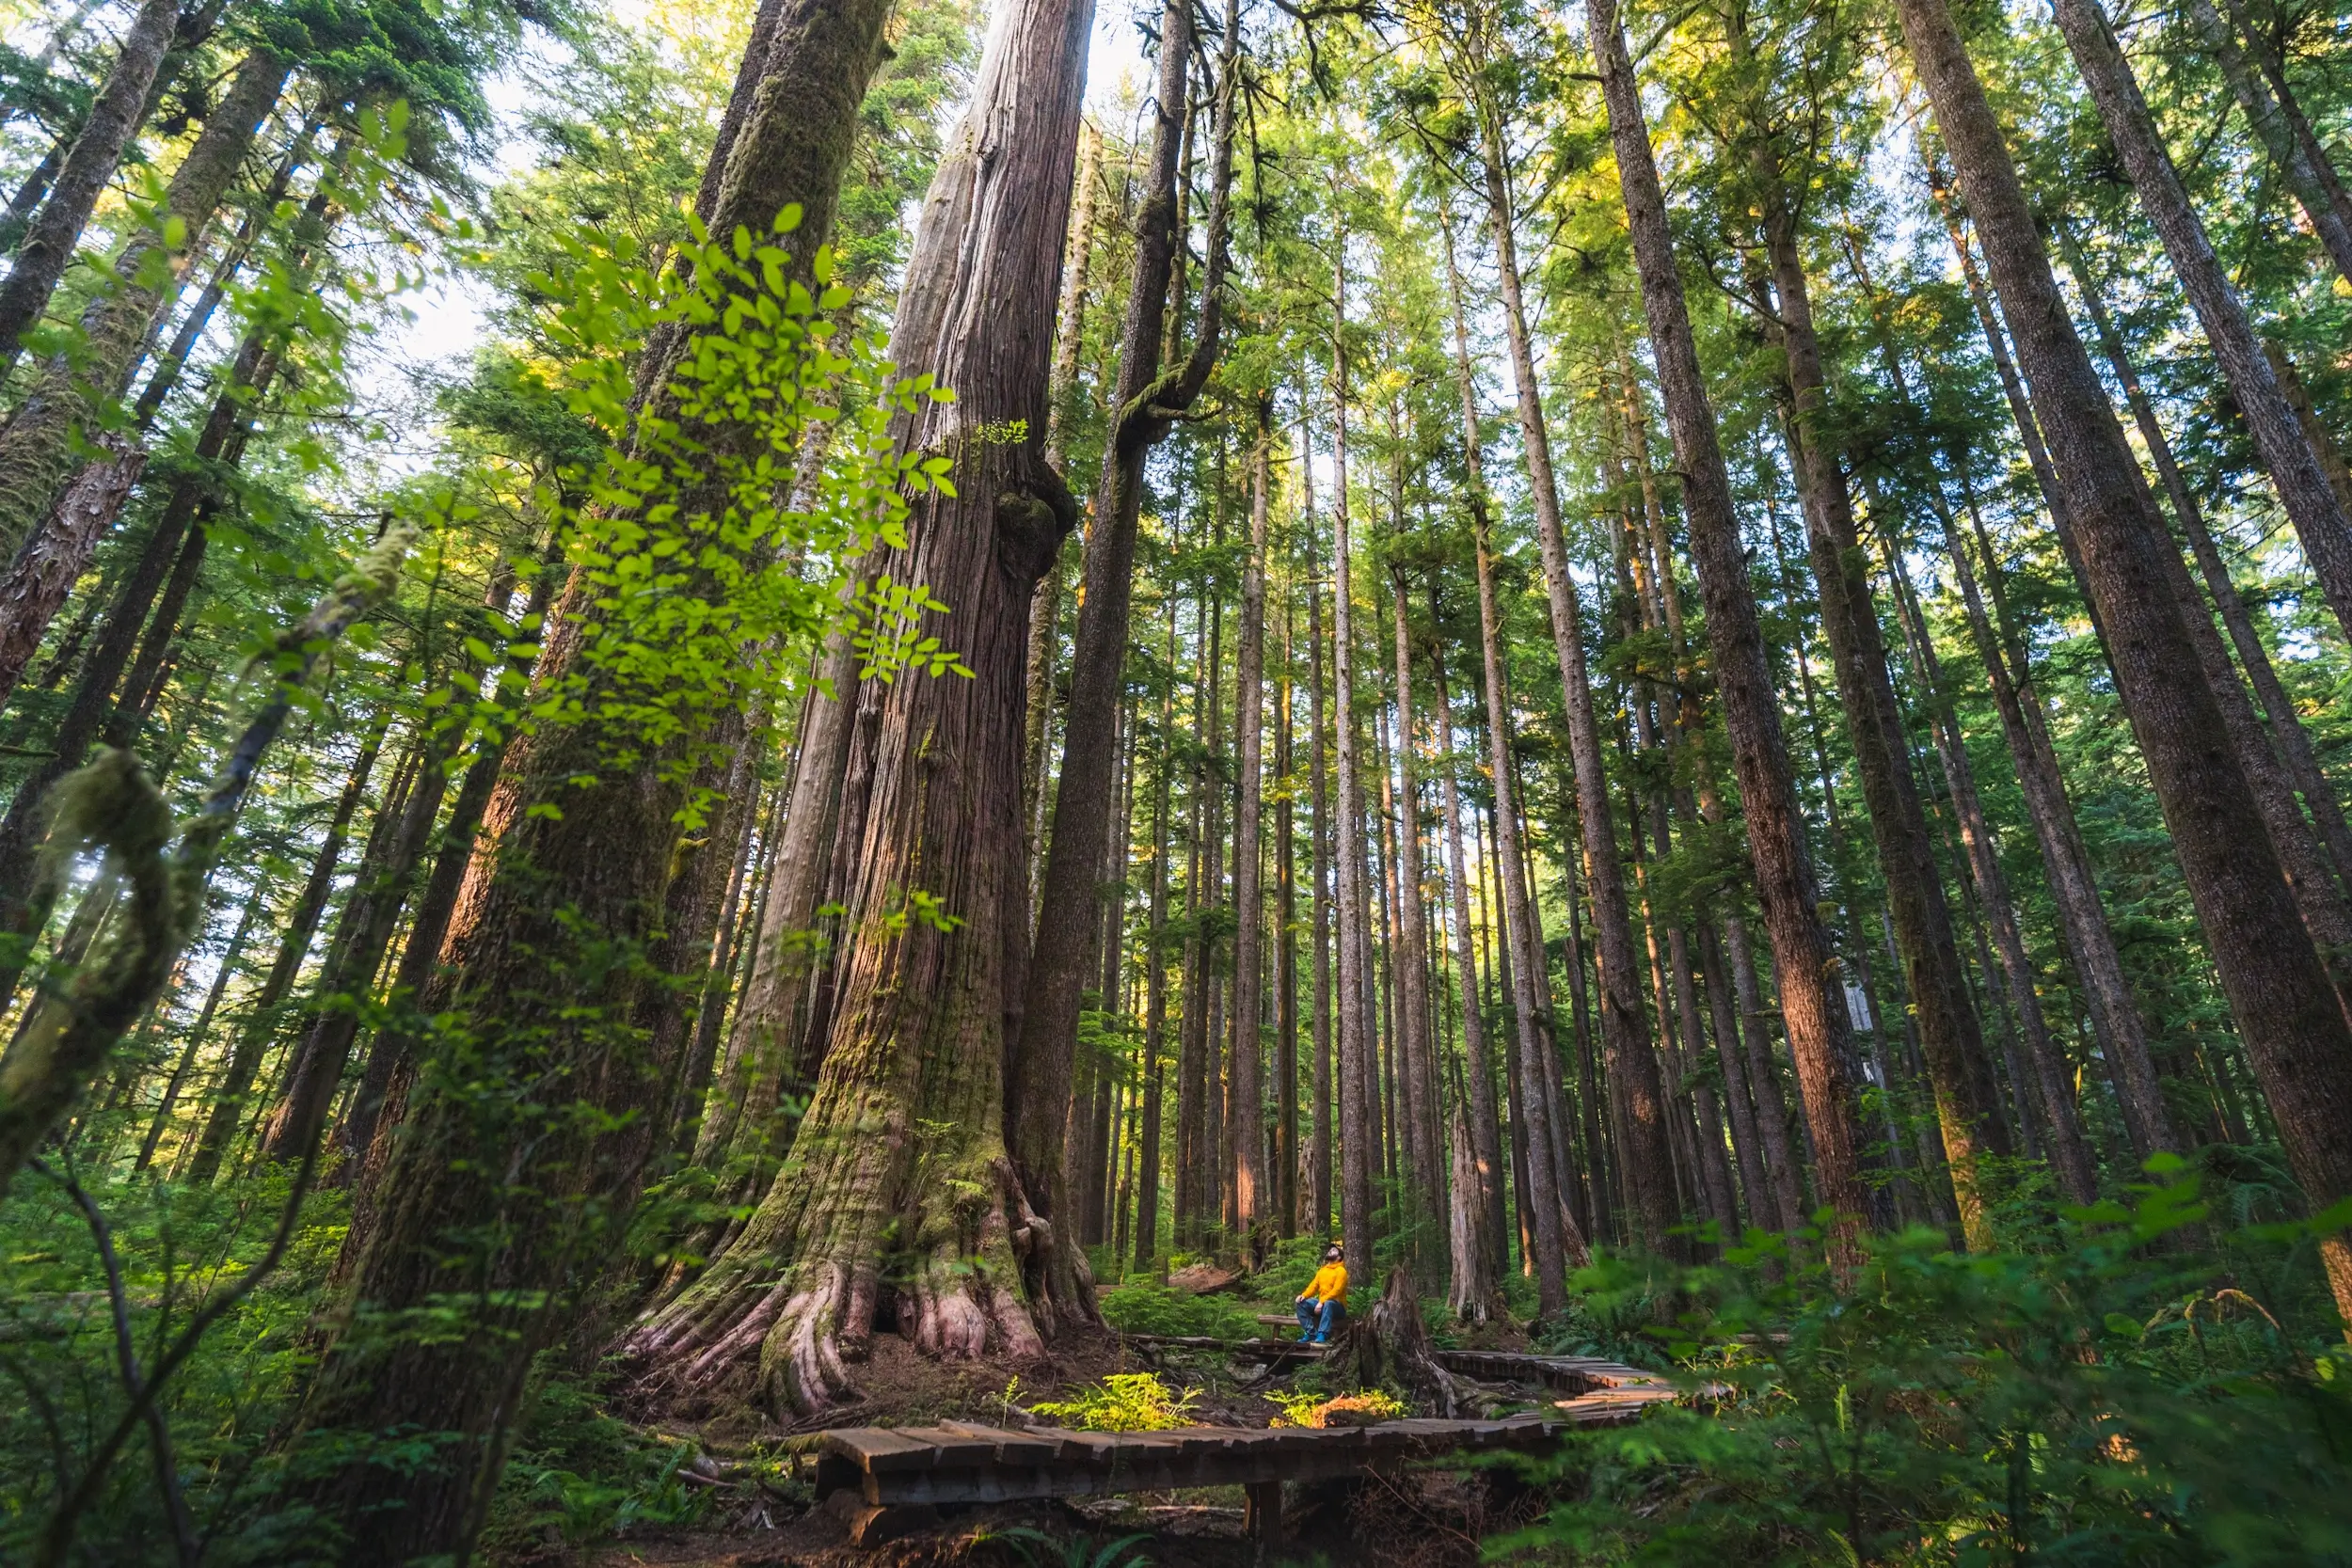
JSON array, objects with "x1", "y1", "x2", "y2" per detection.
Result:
[{"x1": 1301, "y1": 1259, "x2": 1348, "y2": 1306}]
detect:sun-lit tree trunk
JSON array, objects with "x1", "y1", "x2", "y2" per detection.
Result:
[
  {"x1": 0, "y1": 0, "x2": 181, "y2": 383},
  {"x1": 1013, "y1": 0, "x2": 1238, "y2": 1266},
  {"x1": 1230, "y1": 395, "x2": 1272, "y2": 1244},
  {"x1": 1467, "y1": 73, "x2": 1671, "y2": 1260},
  {"x1": 1306, "y1": 457, "x2": 1334, "y2": 1237},
  {"x1": 1897, "y1": 0, "x2": 2352, "y2": 1328},
  {"x1": 1756, "y1": 200, "x2": 2008, "y2": 1248},
  {"x1": 1388, "y1": 565, "x2": 1440, "y2": 1264},
  {"x1": 2177, "y1": 0, "x2": 2352, "y2": 283},
  {"x1": 0, "y1": 45, "x2": 288, "y2": 629},
  {"x1": 1589, "y1": 0, "x2": 1870, "y2": 1261}
]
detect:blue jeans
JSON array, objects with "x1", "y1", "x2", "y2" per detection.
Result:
[{"x1": 1295, "y1": 1296, "x2": 1344, "y2": 1341}]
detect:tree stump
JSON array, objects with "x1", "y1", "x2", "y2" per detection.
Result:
[{"x1": 1331, "y1": 1265, "x2": 1467, "y2": 1417}]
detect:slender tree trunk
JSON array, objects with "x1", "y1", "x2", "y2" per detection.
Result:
[
  {"x1": 1470, "y1": 87, "x2": 1670, "y2": 1259},
  {"x1": 1897, "y1": 0, "x2": 2352, "y2": 1326},
  {"x1": 1429, "y1": 632, "x2": 1502, "y2": 1311},
  {"x1": 1886, "y1": 547, "x2": 2097, "y2": 1203},
  {"x1": 183, "y1": 722, "x2": 388, "y2": 1183},
  {"x1": 2179, "y1": 0, "x2": 2352, "y2": 283},
  {"x1": 1025, "y1": 122, "x2": 1101, "y2": 911},
  {"x1": 1756, "y1": 206, "x2": 2008, "y2": 1247},
  {"x1": 1307, "y1": 479, "x2": 1333, "y2": 1237},
  {"x1": 2049, "y1": 0, "x2": 2352, "y2": 646},
  {"x1": 2057, "y1": 223, "x2": 2352, "y2": 896},
  {"x1": 1329, "y1": 255, "x2": 1378, "y2": 1279},
  {"x1": 0, "y1": 0, "x2": 182, "y2": 383},
  {"x1": 1012, "y1": 0, "x2": 1238, "y2": 1267},
  {"x1": 1276, "y1": 592, "x2": 1298, "y2": 1235},
  {"x1": 135, "y1": 877, "x2": 262, "y2": 1171},
  {"x1": 1588, "y1": 0, "x2": 1870, "y2": 1260},
  {"x1": 1230, "y1": 398, "x2": 1270, "y2": 1243},
  {"x1": 1136, "y1": 601, "x2": 1177, "y2": 1267},
  {"x1": 342, "y1": 561, "x2": 557, "y2": 1164},
  {"x1": 1387, "y1": 572, "x2": 1439, "y2": 1253},
  {"x1": 0, "y1": 44, "x2": 288, "y2": 586}
]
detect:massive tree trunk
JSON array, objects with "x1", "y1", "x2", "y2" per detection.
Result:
[
  {"x1": 1756, "y1": 199, "x2": 2009, "y2": 1248},
  {"x1": 0, "y1": 0, "x2": 182, "y2": 383},
  {"x1": 1469, "y1": 76, "x2": 1673, "y2": 1259},
  {"x1": 614, "y1": 0, "x2": 1093, "y2": 1430},
  {"x1": 1023, "y1": 123, "x2": 1101, "y2": 910},
  {"x1": 290, "y1": 3, "x2": 912, "y2": 1552},
  {"x1": 0, "y1": 44, "x2": 288, "y2": 611},
  {"x1": 2050, "y1": 0, "x2": 2352, "y2": 648},
  {"x1": 1587, "y1": 0, "x2": 1872, "y2": 1259},
  {"x1": 1896, "y1": 0, "x2": 2352, "y2": 1327}
]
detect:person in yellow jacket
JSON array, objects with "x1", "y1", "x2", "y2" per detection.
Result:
[{"x1": 1295, "y1": 1243, "x2": 1348, "y2": 1342}]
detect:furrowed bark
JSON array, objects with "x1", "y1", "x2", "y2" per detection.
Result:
[
  {"x1": 1897, "y1": 0, "x2": 2352, "y2": 1327},
  {"x1": 1589, "y1": 0, "x2": 1870, "y2": 1260}
]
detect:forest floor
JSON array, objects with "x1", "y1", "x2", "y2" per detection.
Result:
[{"x1": 526, "y1": 1275, "x2": 1554, "y2": 1568}]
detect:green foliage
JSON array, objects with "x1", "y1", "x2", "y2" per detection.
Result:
[
  {"x1": 479, "y1": 1367, "x2": 710, "y2": 1553},
  {"x1": 1503, "y1": 1182, "x2": 2352, "y2": 1565},
  {"x1": 1096, "y1": 1281, "x2": 1258, "y2": 1341},
  {"x1": 1028, "y1": 1372, "x2": 1200, "y2": 1433},
  {"x1": 1269, "y1": 1387, "x2": 1406, "y2": 1427},
  {"x1": 985, "y1": 1525, "x2": 1154, "y2": 1568}
]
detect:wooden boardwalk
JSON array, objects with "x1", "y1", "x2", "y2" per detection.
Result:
[{"x1": 813, "y1": 1351, "x2": 1676, "y2": 1541}]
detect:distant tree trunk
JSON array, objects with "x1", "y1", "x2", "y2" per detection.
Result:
[
  {"x1": 2057, "y1": 224, "x2": 2352, "y2": 896},
  {"x1": 1897, "y1": 0, "x2": 2352, "y2": 1328},
  {"x1": 1328, "y1": 253, "x2": 1379, "y2": 1281},
  {"x1": 2051, "y1": 0, "x2": 2352, "y2": 648},
  {"x1": 291, "y1": 2, "x2": 911, "y2": 1549},
  {"x1": 1275, "y1": 594, "x2": 1298, "y2": 1235},
  {"x1": 1306, "y1": 445, "x2": 1333, "y2": 1237},
  {"x1": 1470, "y1": 87, "x2": 1671, "y2": 1260},
  {"x1": 135, "y1": 876, "x2": 263, "y2": 1172},
  {"x1": 1230, "y1": 397, "x2": 1270, "y2": 1243},
  {"x1": 1386, "y1": 568, "x2": 1439, "y2": 1266},
  {"x1": 0, "y1": 44, "x2": 288, "y2": 583},
  {"x1": 2180, "y1": 0, "x2": 2352, "y2": 284},
  {"x1": 182, "y1": 721, "x2": 388, "y2": 1184},
  {"x1": 616, "y1": 0, "x2": 1095, "y2": 1429},
  {"x1": 1885, "y1": 546, "x2": 2098, "y2": 1204},
  {"x1": 1014, "y1": 0, "x2": 1237, "y2": 1270},
  {"x1": 1756, "y1": 199, "x2": 2008, "y2": 1249},
  {"x1": 0, "y1": 325, "x2": 277, "y2": 1006},
  {"x1": 0, "y1": 0, "x2": 182, "y2": 382},
  {"x1": 0, "y1": 137, "x2": 64, "y2": 254},
  {"x1": 692, "y1": 630, "x2": 856, "y2": 1171},
  {"x1": 1135, "y1": 601, "x2": 1176, "y2": 1266},
  {"x1": 1434, "y1": 222, "x2": 1513, "y2": 1272},
  {"x1": 1589, "y1": 0, "x2": 1871, "y2": 1262}
]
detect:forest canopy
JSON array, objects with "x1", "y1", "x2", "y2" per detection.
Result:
[{"x1": 0, "y1": 0, "x2": 2349, "y2": 1560}]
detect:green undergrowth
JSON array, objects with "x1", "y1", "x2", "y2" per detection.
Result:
[
  {"x1": 1500, "y1": 1171, "x2": 2352, "y2": 1565},
  {"x1": 1029, "y1": 1372, "x2": 1200, "y2": 1432}
]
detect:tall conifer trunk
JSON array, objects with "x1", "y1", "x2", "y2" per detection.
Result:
[
  {"x1": 1896, "y1": 0, "x2": 2352, "y2": 1327},
  {"x1": 1587, "y1": 0, "x2": 1871, "y2": 1259}
]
